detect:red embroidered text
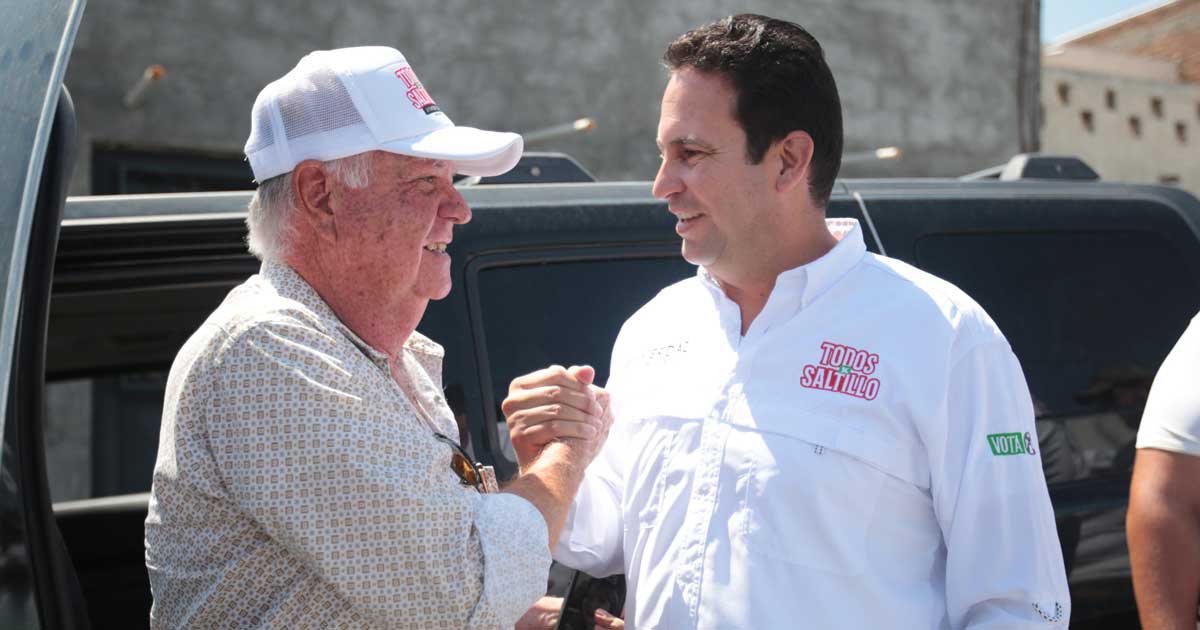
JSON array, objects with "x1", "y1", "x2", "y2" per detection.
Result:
[
  {"x1": 394, "y1": 67, "x2": 437, "y2": 112},
  {"x1": 799, "y1": 341, "x2": 882, "y2": 400}
]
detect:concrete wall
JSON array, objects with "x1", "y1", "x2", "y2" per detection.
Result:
[
  {"x1": 1041, "y1": 66, "x2": 1200, "y2": 195},
  {"x1": 63, "y1": 0, "x2": 1039, "y2": 194}
]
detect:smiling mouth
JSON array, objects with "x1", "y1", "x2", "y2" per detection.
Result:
[
  {"x1": 676, "y1": 212, "x2": 704, "y2": 223},
  {"x1": 423, "y1": 243, "x2": 448, "y2": 254}
]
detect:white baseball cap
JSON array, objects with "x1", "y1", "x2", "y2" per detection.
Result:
[{"x1": 244, "y1": 46, "x2": 523, "y2": 182}]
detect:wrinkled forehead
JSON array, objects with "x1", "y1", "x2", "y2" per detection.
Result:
[{"x1": 370, "y1": 150, "x2": 453, "y2": 174}]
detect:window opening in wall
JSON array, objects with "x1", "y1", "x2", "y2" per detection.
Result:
[
  {"x1": 1057, "y1": 82, "x2": 1070, "y2": 105},
  {"x1": 1081, "y1": 110, "x2": 1094, "y2": 132},
  {"x1": 1105, "y1": 89, "x2": 1117, "y2": 110},
  {"x1": 1177, "y1": 121, "x2": 1188, "y2": 144},
  {"x1": 1129, "y1": 116, "x2": 1142, "y2": 137},
  {"x1": 1150, "y1": 97, "x2": 1164, "y2": 118}
]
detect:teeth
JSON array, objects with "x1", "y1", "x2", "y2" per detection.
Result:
[
  {"x1": 423, "y1": 243, "x2": 448, "y2": 253},
  {"x1": 678, "y1": 212, "x2": 702, "y2": 221}
]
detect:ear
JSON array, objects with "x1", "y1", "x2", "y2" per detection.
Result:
[
  {"x1": 293, "y1": 160, "x2": 337, "y2": 242},
  {"x1": 774, "y1": 130, "x2": 815, "y2": 195}
]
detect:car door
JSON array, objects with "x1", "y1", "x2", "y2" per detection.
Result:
[
  {"x1": 0, "y1": 1, "x2": 89, "y2": 627},
  {"x1": 852, "y1": 180, "x2": 1200, "y2": 627}
]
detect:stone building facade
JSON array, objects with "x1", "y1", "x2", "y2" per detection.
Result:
[{"x1": 1041, "y1": 0, "x2": 1200, "y2": 195}]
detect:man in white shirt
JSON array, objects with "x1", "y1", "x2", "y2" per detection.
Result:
[
  {"x1": 1128, "y1": 313, "x2": 1200, "y2": 629},
  {"x1": 145, "y1": 46, "x2": 611, "y2": 629},
  {"x1": 503, "y1": 14, "x2": 1069, "y2": 629}
]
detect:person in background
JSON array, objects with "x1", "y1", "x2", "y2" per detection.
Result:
[{"x1": 1128, "y1": 312, "x2": 1200, "y2": 630}]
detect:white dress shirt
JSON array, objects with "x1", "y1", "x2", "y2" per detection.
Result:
[
  {"x1": 555, "y1": 219, "x2": 1070, "y2": 629},
  {"x1": 1137, "y1": 313, "x2": 1200, "y2": 454}
]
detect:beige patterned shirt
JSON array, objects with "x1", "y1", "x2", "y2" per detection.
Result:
[{"x1": 145, "y1": 262, "x2": 549, "y2": 629}]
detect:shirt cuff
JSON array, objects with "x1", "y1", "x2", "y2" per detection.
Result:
[
  {"x1": 474, "y1": 492, "x2": 551, "y2": 626},
  {"x1": 552, "y1": 475, "x2": 623, "y2": 577}
]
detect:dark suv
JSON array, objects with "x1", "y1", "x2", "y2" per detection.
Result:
[
  {"x1": 5, "y1": 4, "x2": 1200, "y2": 629},
  {"x1": 32, "y1": 160, "x2": 1200, "y2": 630}
]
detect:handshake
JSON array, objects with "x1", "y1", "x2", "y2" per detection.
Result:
[
  {"x1": 502, "y1": 364, "x2": 615, "y2": 473},
  {"x1": 502, "y1": 365, "x2": 625, "y2": 630}
]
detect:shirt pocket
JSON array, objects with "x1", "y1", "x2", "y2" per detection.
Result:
[
  {"x1": 622, "y1": 414, "x2": 692, "y2": 532},
  {"x1": 731, "y1": 409, "x2": 920, "y2": 576}
]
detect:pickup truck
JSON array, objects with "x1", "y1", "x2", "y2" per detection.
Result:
[{"x1": 6, "y1": 3, "x2": 1200, "y2": 629}]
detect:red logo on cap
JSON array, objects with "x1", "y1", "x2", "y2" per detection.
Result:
[{"x1": 395, "y1": 67, "x2": 440, "y2": 114}]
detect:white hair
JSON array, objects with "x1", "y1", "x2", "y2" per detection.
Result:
[{"x1": 245, "y1": 152, "x2": 375, "y2": 261}]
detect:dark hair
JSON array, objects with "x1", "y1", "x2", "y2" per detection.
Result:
[{"x1": 663, "y1": 14, "x2": 843, "y2": 207}]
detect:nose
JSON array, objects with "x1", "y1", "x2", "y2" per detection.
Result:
[
  {"x1": 651, "y1": 158, "x2": 682, "y2": 200},
  {"x1": 441, "y1": 186, "x2": 472, "y2": 225}
]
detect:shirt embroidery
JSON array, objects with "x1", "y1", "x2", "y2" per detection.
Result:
[
  {"x1": 799, "y1": 340, "x2": 882, "y2": 400},
  {"x1": 987, "y1": 431, "x2": 1038, "y2": 456}
]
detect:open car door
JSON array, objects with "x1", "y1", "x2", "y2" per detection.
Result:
[{"x1": 0, "y1": 1, "x2": 89, "y2": 628}]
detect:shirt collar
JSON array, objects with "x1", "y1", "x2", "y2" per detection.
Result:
[
  {"x1": 258, "y1": 261, "x2": 443, "y2": 368},
  {"x1": 802, "y1": 218, "x2": 866, "y2": 309},
  {"x1": 696, "y1": 217, "x2": 867, "y2": 312}
]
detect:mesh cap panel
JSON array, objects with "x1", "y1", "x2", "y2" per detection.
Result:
[
  {"x1": 277, "y1": 67, "x2": 366, "y2": 141},
  {"x1": 245, "y1": 98, "x2": 276, "y2": 154}
]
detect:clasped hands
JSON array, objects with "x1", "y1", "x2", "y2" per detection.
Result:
[{"x1": 502, "y1": 364, "x2": 614, "y2": 473}]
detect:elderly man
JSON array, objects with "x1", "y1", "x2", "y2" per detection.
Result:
[
  {"x1": 504, "y1": 14, "x2": 1069, "y2": 629},
  {"x1": 144, "y1": 46, "x2": 610, "y2": 629}
]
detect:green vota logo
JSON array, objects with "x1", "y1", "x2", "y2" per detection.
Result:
[{"x1": 987, "y1": 432, "x2": 1037, "y2": 456}]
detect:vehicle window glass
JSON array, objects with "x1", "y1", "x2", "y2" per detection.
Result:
[
  {"x1": 915, "y1": 230, "x2": 1200, "y2": 484},
  {"x1": 41, "y1": 306, "x2": 463, "y2": 504},
  {"x1": 90, "y1": 146, "x2": 254, "y2": 194},
  {"x1": 45, "y1": 370, "x2": 166, "y2": 502},
  {"x1": 474, "y1": 255, "x2": 695, "y2": 464}
]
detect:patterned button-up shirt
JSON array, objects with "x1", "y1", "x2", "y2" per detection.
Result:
[{"x1": 145, "y1": 262, "x2": 549, "y2": 629}]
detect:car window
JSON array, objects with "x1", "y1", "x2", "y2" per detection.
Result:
[
  {"x1": 472, "y1": 254, "x2": 695, "y2": 466},
  {"x1": 45, "y1": 371, "x2": 165, "y2": 502},
  {"x1": 43, "y1": 316, "x2": 460, "y2": 504},
  {"x1": 915, "y1": 229, "x2": 1200, "y2": 484}
]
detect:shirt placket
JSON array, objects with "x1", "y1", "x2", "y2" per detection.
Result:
[{"x1": 676, "y1": 377, "x2": 737, "y2": 625}]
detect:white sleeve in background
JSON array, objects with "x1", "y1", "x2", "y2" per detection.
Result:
[
  {"x1": 1137, "y1": 314, "x2": 1200, "y2": 456},
  {"x1": 551, "y1": 337, "x2": 636, "y2": 577},
  {"x1": 551, "y1": 443, "x2": 626, "y2": 577},
  {"x1": 931, "y1": 340, "x2": 1071, "y2": 629}
]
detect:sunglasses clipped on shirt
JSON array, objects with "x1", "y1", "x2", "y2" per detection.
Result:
[{"x1": 433, "y1": 432, "x2": 499, "y2": 493}]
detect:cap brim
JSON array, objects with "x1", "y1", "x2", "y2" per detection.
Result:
[{"x1": 380, "y1": 126, "x2": 523, "y2": 177}]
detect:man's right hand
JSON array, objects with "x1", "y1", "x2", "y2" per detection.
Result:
[
  {"x1": 503, "y1": 365, "x2": 612, "y2": 471},
  {"x1": 500, "y1": 365, "x2": 614, "y2": 550}
]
